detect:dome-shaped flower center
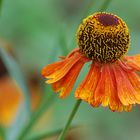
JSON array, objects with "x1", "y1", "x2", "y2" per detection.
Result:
[{"x1": 77, "y1": 12, "x2": 130, "y2": 63}]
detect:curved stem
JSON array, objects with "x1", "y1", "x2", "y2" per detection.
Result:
[{"x1": 58, "y1": 99, "x2": 82, "y2": 140}]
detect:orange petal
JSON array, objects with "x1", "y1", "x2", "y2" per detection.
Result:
[
  {"x1": 94, "y1": 64, "x2": 123, "y2": 112},
  {"x1": 124, "y1": 55, "x2": 140, "y2": 71},
  {"x1": 52, "y1": 58, "x2": 86, "y2": 98},
  {"x1": 108, "y1": 65, "x2": 123, "y2": 112},
  {"x1": 75, "y1": 62, "x2": 101, "y2": 106},
  {"x1": 113, "y1": 64, "x2": 139, "y2": 106},
  {"x1": 75, "y1": 63, "x2": 123, "y2": 112},
  {"x1": 75, "y1": 61, "x2": 138, "y2": 112},
  {"x1": 124, "y1": 105, "x2": 132, "y2": 112},
  {"x1": 42, "y1": 50, "x2": 82, "y2": 83},
  {"x1": 42, "y1": 60, "x2": 64, "y2": 77},
  {"x1": 93, "y1": 65, "x2": 110, "y2": 107},
  {"x1": 125, "y1": 71, "x2": 140, "y2": 102}
]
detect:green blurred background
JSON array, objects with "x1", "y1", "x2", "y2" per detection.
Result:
[{"x1": 0, "y1": 0, "x2": 140, "y2": 140}]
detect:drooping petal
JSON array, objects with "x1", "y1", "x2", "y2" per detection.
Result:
[
  {"x1": 52, "y1": 57, "x2": 87, "y2": 98},
  {"x1": 93, "y1": 64, "x2": 123, "y2": 112},
  {"x1": 125, "y1": 71, "x2": 140, "y2": 102},
  {"x1": 124, "y1": 55, "x2": 140, "y2": 71},
  {"x1": 42, "y1": 61, "x2": 64, "y2": 77},
  {"x1": 124, "y1": 105, "x2": 132, "y2": 112},
  {"x1": 42, "y1": 49, "x2": 83, "y2": 83},
  {"x1": 93, "y1": 65, "x2": 111, "y2": 107},
  {"x1": 113, "y1": 63, "x2": 140, "y2": 106},
  {"x1": 75, "y1": 62, "x2": 101, "y2": 106},
  {"x1": 75, "y1": 62, "x2": 124, "y2": 112},
  {"x1": 75, "y1": 61, "x2": 140, "y2": 112},
  {"x1": 107, "y1": 65, "x2": 123, "y2": 112}
]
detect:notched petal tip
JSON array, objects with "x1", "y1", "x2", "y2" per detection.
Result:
[{"x1": 124, "y1": 105, "x2": 132, "y2": 112}]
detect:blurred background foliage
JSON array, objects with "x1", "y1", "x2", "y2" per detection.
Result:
[{"x1": 0, "y1": 0, "x2": 140, "y2": 140}]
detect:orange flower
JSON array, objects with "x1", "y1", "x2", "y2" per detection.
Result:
[{"x1": 42, "y1": 12, "x2": 140, "y2": 112}]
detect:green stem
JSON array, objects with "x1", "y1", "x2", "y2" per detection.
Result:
[
  {"x1": 57, "y1": 99, "x2": 82, "y2": 140},
  {"x1": 99, "y1": 0, "x2": 112, "y2": 12}
]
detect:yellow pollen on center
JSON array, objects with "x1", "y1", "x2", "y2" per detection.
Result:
[{"x1": 77, "y1": 12, "x2": 130, "y2": 63}]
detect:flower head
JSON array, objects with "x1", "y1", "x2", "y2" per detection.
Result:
[
  {"x1": 42, "y1": 12, "x2": 140, "y2": 112},
  {"x1": 77, "y1": 12, "x2": 130, "y2": 63}
]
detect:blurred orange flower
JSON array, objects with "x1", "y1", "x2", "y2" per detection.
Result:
[
  {"x1": 0, "y1": 74, "x2": 41, "y2": 127},
  {"x1": 42, "y1": 12, "x2": 140, "y2": 112},
  {"x1": 0, "y1": 40, "x2": 23, "y2": 126},
  {"x1": 0, "y1": 40, "x2": 41, "y2": 127},
  {"x1": 0, "y1": 76, "x2": 22, "y2": 126}
]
